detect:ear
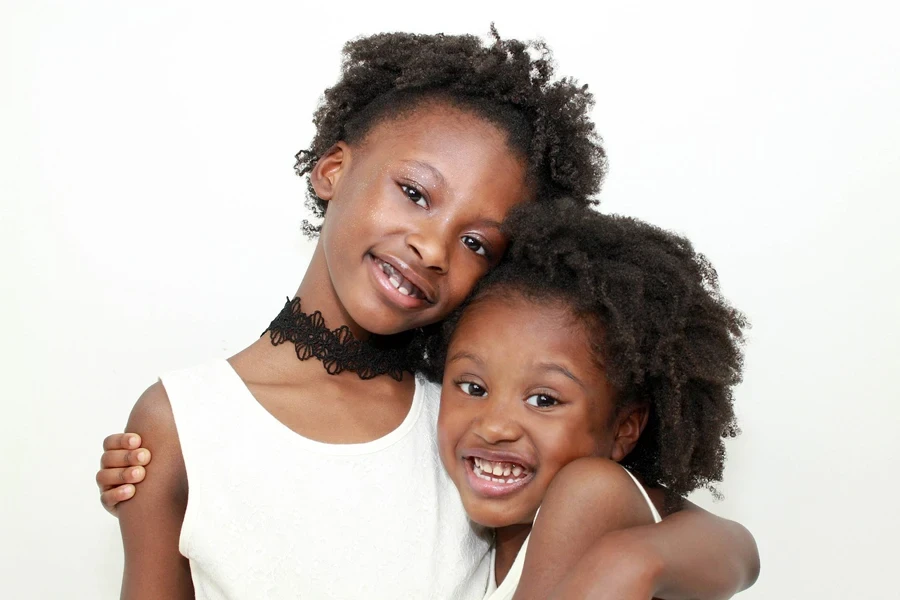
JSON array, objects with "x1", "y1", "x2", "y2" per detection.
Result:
[
  {"x1": 310, "y1": 142, "x2": 350, "y2": 202},
  {"x1": 610, "y1": 404, "x2": 650, "y2": 462}
]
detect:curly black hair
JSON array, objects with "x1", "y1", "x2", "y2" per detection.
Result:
[
  {"x1": 423, "y1": 200, "x2": 747, "y2": 501},
  {"x1": 294, "y1": 26, "x2": 606, "y2": 236}
]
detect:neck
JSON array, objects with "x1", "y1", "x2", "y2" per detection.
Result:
[
  {"x1": 493, "y1": 522, "x2": 533, "y2": 586},
  {"x1": 232, "y1": 240, "x2": 414, "y2": 386},
  {"x1": 295, "y1": 240, "x2": 370, "y2": 340}
]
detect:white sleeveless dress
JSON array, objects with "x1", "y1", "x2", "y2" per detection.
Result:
[{"x1": 162, "y1": 360, "x2": 492, "y2": 599}]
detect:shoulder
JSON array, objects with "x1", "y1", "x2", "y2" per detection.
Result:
[
  {"x1": 129, "y1": 381, "x2": 173, "y2": 425},
  {"x1": 127, "y1": 381, "x2": 179, "y2": 445},
  {"x1": 538, "y1": 458, "x2": 655, "y2": 530},
  {"x1": 123, "y1": 381, "x2": 187, "y2": 503},
  {"x1": 514, "y1": 459, "x2": 658, "y2": 599}
]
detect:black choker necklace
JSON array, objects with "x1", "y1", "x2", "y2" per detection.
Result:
[{"x1": 263, "y1": 297, "x2": 411, "y2": 381}]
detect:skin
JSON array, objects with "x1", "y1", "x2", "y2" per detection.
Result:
[
  {"x1": 116, "y1": 102, "x2": 531, "y2": 599},
  {"x1": 437, "y1": 293, "x2": 655, "y2": 595},
  {"x1": 101, "y1": 107, "x2": 760, "y2": 600},
  {"x1": 437, "y1": 292, "x2": 760, "y2": 599}
]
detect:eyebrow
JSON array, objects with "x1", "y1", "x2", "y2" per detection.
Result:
[
  {"x1": 476, "y1": 218, "x2": 504, "y2": 231},
  {"x1": 446, "y1": 350, "x2": 484, "y2": 366},
  {"x1": 536, "y1": 362, "x2": 587, "y2": 390},
  {"x1": 399, "y1": 160, "x2": 446, "y2": 188},
  {"x1": 447, "y1": 353, "x2": 587, "y2": 390}
]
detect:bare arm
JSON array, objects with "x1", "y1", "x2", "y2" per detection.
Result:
[
  {"x1": 118, "y1": 382, "x2": 193, "y2": 600},
  {"x1": 528, "y1": 463, "x2": 759, "y2": 600},
  {"x1": 581, "y1": 501, "x2": 759, "y2": 600},
  {"x1": 512, "y1": 458, "x2": 657, "y2": 600}
]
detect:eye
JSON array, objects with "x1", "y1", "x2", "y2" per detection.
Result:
[
  {"x1": 525, "y1": 393, "x2": 560, "y2": 409},
  {"x1": 458, "y1": 381, "x2": 487, "y2": 397},
  {"x1": 400, "y1": 184, "x2": 428, "y2": 208},
  {"x1": 461, "y1": 235, "x2": 487, "y2": 257}
]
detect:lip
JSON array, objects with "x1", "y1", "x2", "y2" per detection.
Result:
[
  {"x1": 462, "y1": 448, "x2": 535, "y2": 467},
  {"x1": 462, "y1": 456, "x2": 535, "y2": 499},
  {"x1": 368, "y1": 253, "x2": 437, "y2": 307}
]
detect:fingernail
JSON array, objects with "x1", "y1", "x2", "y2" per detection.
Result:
[
  {"x1": 127, "y1": 436, "x2": 138, "y2": 448},
  {"x1": 130, "y1": 468, "x2": 142, "y2": 480},
  {"x1": 136, "y1": 450, "x2": 147, "y2": 462},
  {"x1": 121, "y1": 484, "x2": 134, "y2": 496}
]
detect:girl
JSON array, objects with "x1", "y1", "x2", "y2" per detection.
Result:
[
  {"x1": 97, "y1": 31, "x2": 758, "y2": 599},
  {"x1": 431, "y1": 201, "x2": 747, "y2": 598}
]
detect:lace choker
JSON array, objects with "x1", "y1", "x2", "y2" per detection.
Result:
[{"x1": 263, "y1": 297, "x2": 411, "y2": 381}]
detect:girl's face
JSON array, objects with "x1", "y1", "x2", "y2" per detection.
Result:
[
  {"x1": 311, "y1": 102, "x2": 531, "y2": 336},
  {"x1": 437, "y1": 293, "x2": 644, "y2": 528}
]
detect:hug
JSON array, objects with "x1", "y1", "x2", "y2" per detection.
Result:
[{"x1": 97, "y1": 29, "x2": 759, "y2": 599}]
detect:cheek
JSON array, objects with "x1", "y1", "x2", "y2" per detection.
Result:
[
  {"x1": 329, "y1": 177, "x2": 396, "y2": 233},
  {"x1": 446, "y1": 256, "x2": 489, "y2": 305},
  {"x1": 538, "y1": 423, "x2": 602, "y2": 471}
]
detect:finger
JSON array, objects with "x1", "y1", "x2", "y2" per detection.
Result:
[
  {"x1": 100, "y1": 448, "x2": 151, "y2": 469},
  {"x1": 101, "y1": 484, "x2": 135, "y2": 515},
  {"x1": 96, "y1": 466, "x2": 145, "y2": 490},
  {"x1": 103, "y1": 433, "x2": 142, "y2": 451}
]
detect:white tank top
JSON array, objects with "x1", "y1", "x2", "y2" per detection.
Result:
[
  {"x1": 484, "y1": 467, "x2": 663, "y2": 600},
  {"x1": 163, "y1": 360, "x2": 491, "y2": 600}
]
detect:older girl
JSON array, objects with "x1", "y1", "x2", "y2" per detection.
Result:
[{"x1": 97, "y1": 31, "x2": 758, "y2": 599}]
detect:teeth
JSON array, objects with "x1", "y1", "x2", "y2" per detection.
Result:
[
  {"x1": 472, "y1": 458, "x2": 530, "y2": 483},
  {"x1": 379, "y1": 259, "x2": 423, "y2": 299}
]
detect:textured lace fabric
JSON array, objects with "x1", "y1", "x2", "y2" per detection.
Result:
[
  {"x1": 163, "y1": 360, "x2": 492, "y2": 599},
  {"x1": 265, "y1": 297, "x2": 411, "y2": 381}
]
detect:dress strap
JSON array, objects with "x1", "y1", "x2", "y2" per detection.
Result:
[{"x1": 621, "y1": 467, "x2": 663, "y2": 523}]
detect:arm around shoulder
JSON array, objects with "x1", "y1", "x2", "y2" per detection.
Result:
[
  {"x1": 538, "y1": 488, "x2": 759, "y2": 600},
  {"x1": 641, "y1": 500, "x2": 760, "y2": 599},
  {"x1": 513, "y1": 457, "x2": 658, "y2": 600},
  {"x1": 118, "y1": 382, "x2": 194, "y2": 600}
]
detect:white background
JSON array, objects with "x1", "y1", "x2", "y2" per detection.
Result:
[{"x1": 2, "y1": 1, "x2": 898, "y2": 598}]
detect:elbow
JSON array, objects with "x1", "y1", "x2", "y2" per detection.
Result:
[
  {"x1": 711, "y1": 518, "x2": 761, "y2": 597},
  {"x1": 735, "y1": 520, "x2": 760, "y2": 592}
]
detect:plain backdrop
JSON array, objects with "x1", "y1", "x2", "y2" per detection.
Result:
[{"x1": 2, "y1": 1, "x2": 899, "y2": 598}]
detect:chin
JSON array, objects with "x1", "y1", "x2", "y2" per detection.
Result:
[
  {"x1": 348, "y1": 306, "x2": 413, "y2": 336},
  {"x1": 462, "y1": 501, "x2": 529, "y2": 530}
]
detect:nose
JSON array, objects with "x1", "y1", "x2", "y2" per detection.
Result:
[
  {"x1": 406, "y1": 227, "x2": 450, "y2": 274},
  {"x1": 473, "y1": 396, "x2": 523, "y2": 445}
]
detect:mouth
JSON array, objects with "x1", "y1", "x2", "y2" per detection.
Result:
[
  {"x1": 369, "y1": 254, "x2": 435, "y2": 308},
  {"x1": 462, "y1": 455, "x2": 534, "y2": 498}
]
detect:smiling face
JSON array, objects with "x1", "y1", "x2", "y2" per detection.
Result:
[
  {"x1": 437, "y1": 292, "x2": 646, "y2": 528},
  {"x1": 310, "y1": 102, "x2": 532, "y2": 336}
]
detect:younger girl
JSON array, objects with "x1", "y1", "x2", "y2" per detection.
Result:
[
  {"x1": 96, "y1": 31, "x2": 758, "y2": 599},
  {"x1": 430, "y1": 201, "x2": 747, "y2": 598}
]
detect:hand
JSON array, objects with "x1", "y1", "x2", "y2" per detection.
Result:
[{"x1": 95, "y1": 433, "x2": 152, "y2": 515}]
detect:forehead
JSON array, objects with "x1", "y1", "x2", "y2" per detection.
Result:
[
  {"x1": 361, "y1": 101, "x2": 521, "y2": 158},
  {"x1": 355, "y1": 103, "x2": 532, "y2": 203},
  {"x1": 449, "y1": 294, "x2": 598, "y2": 372}
]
